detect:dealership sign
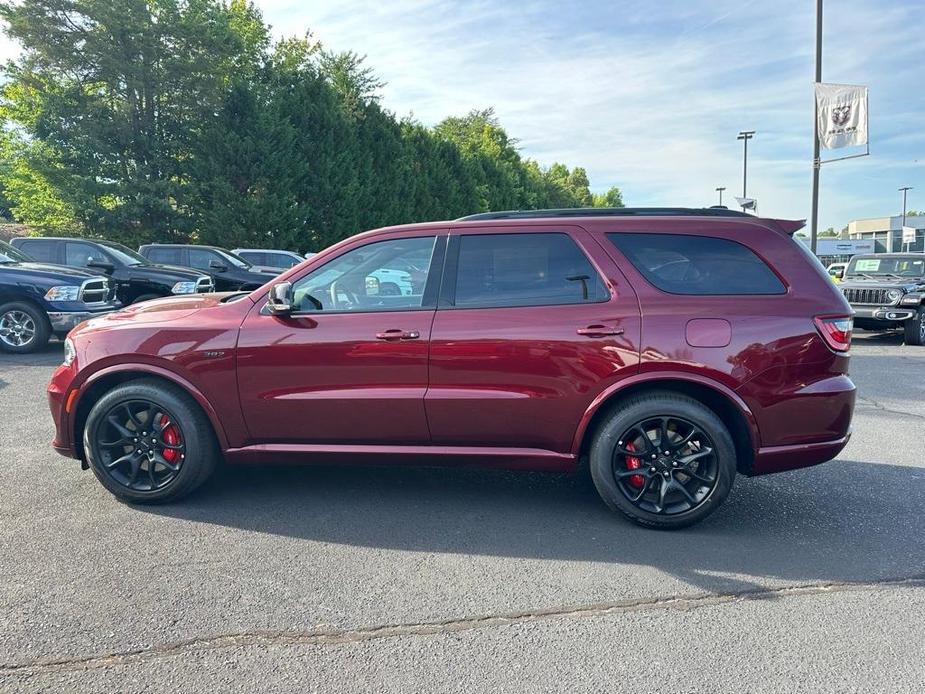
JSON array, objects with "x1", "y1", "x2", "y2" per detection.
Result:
[
  {"x1": 815, "y1": 83, "x2": 869, "y2": 150},
  {"x1": 814, "y1": 239, "x2": 875, "y2": 256}
]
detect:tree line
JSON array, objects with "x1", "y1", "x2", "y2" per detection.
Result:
[{"x1": 0, "y1": 0, "x2": 623, "y2": 252}]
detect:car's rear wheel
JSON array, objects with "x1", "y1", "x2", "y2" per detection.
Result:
[
  {"x1": 0, "y1": 302, "x2": 50, "y2": 354},
  {"x1": 83, "y1": 379, "x2": 219, "y2": 503},
  {"x1": 903, "y1": 307, "x2": 925, "y2": 346},
  {"x1": 589, "y1": 392, "x2": 736, "y2": 529}
]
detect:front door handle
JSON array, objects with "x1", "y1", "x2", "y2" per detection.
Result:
[
  {"x1": 376, "y1": 329, "x2": 421, "y2": 341},
  {"x1": 576, "y1": 325, "x2": 625, "y2": 337}
]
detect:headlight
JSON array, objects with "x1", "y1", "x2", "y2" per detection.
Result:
[
  {"x1": 63, "y1": 337, "x2": 76, "y2": 366},
  {"x1": 887, "y1": 289, "x2": 903, "y2": 303},
  {"x1": 901, "y1": 293, "x2": 923, "y2": 305},
  {"x1": 171, "y1": 281, "x2": 198, "y2": 294},
  {"x1": 44, "y1": 286, "x2": 81, "y2": 301}
]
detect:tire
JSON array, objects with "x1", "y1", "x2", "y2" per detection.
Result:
[
  {"x1": 903, "y1": 307, "x2": 925, "y2": 346},
  {"x1": 0, "y1": 301, "x2": 51, "y2": 354},
  {"x1": 131, "y1": 293, "x2": 161, "y2": 304},
  {"x1": 83, "y1": 378, "x2": 219, "y2": 503},
  {"x1": 589, "y1": 391, "x2": 736, "y2": 529}
]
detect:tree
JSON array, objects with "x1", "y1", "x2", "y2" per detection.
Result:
[
  {"x1": 0, "y1": 0, "x2": 270, "y2": 243},
  {"x1": 819, "y1": 227, "x2": 838, "y2": 237},
  {"x1": 592, "y1": 186, "x2": 625, "y2": 208}
]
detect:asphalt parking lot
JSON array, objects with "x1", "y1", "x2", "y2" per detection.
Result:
[{"x1": 1, "y1": 333, "x2": 924, "y2": 693}]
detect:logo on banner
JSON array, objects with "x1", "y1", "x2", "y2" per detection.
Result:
[{"x1": 831, "y1": 105, "x2": 851, "y2": 127}]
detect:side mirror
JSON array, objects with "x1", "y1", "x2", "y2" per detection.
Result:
[
  {"x1": 267, "y1": 281, "x2": 293, "y2": 316},
  {"x1": 835, "y1": 269, "x2": 845, "y2": 279},
  {"x1": 87, "y1": 260, "x2": 115, "y2": 274},
  {"x1": 209, "y1": 259, "x2": 228, "y2": 272}
]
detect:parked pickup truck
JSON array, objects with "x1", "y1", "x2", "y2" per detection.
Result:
[
  {"x1": 11, "y1": 236, "x2": 214, "y2": 305},
  {"x1": 840, "y1": 253, "x2": 925, "y2": 346},
  {"x1": 0, "y1": 240, "x2": 120, "y2": 353}
]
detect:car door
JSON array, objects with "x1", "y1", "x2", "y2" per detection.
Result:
[
  {"x1": 236, "y1": 232, "x2": 446, "y2": 444},
  {"x1": 425, "y1": 226, "x2": 641, "y2": 454}
]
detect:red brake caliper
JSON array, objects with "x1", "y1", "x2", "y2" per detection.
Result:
[
  {"x1": 158, "y1": 415, "x2": 180, "y2": 463},
  {"x1": 625, "y1": 441, "x2": 644, "y2": 488}
]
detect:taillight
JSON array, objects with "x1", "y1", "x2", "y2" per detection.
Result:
[{"x1": 814, "y1": 315, "x2": 853, "y2": 352}]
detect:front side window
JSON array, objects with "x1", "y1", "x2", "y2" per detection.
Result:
[
  {"x1": 65, "y1": 242, "x2": 109, "y2": 268},
  {"x1": 290, "y1": 236, "x2": 437, "y2": 313},
  {"x1": 607, "y1": 233, "x2": 785, "y2": 295},
  {"x1": 189, "y1": 248, "x2": 219, "y2": 270},
  {"x1": 451, "y1": 232, "x2": 608, "y2": 308}
]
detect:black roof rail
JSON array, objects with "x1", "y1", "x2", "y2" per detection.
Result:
[{"x1": 456, "y1": 207, "x2": 754, "y2": 221}]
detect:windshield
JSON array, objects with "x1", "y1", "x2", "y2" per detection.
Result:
[
  {"x1": 0, "y1": 241, "x2": 32, "y2": 263},
  {"x1": 215, "y1": 248, "x2": 250, "y2": 269},
  {"x1": 98, "y1": 240, "x2": 147, "y2": 266},
  {"x1": 846, "y1": 256, "x2": 925, "y2": 278}
]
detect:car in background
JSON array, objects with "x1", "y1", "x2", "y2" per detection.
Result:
[
  {"x1": 839, "y1": 253, "x2": 925, "y2": 345},
  {"x1": 11, "y1": 237, "x2": 214, "y2": 305},
  {"x1": 50, "y1": 207, "x2": 855, "y2": 529},
  {"x1": 0, "y1": 240, "x2": 120, "y2": 353},
  {"x1": 826, "y1": 262, "x2": 847, "y2": 282},
  {"x1": 233, "y1": 248, "x2": 304, "y2": 270},
  {"x1": 138, "y1": 244, "x2": 281, "y2": 291}
]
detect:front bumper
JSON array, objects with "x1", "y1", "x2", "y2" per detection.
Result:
[
  {"x1": 46, "y1": 308, "x2": 118, "y2": 333},
  {"x1": 850, "y1": 305, "x2": 915, "y2": 321}
]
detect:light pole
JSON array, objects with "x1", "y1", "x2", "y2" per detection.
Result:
[
  {"x1": 716, "y1": 187, "x2": 726, "y2": 206},
  {"x1": 810, "y1": 0, "x2": 823, "y2": 253},
  {"x1": 737, "y1": 131, "x2": 755, "y2": 211},
  {"x1": 899, "y1": 186, "x2": 913, "y2": 227}
]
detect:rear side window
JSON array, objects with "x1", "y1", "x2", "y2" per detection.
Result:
[
  {"x1": 451, "y1": 233, "x2": 608, "y2": 308},
  {"x1": 147, "y1": 247, "x2": 183, "y2": 265},
  {"x1": 607, "y1": 233, "x2": 785, "y2": 295},
  {"x1": 16, "y1": 240, "x2": 55, "y2": 263},
  {"x1": 238, "y1": 251, "x2": 263, "y2": 265}
]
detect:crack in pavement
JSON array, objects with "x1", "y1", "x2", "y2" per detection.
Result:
[
  {"x1": 855, "y1": 395, "x2": 925, "y2": 421},
  {"x1": 3, "y1": 575, "x2": 924, "y2": 677}
]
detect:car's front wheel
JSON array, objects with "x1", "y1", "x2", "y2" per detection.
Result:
[
  {"x1": 0, "y1": 301, "x2": 50, "y2": 354},
  {"x1": 589, "y1": 392, "x2": 737, "y2": 529},
  {"x1": 83, "y1": 378, "x2": 219, "y2": 503},
  {"x1": 903, "y1": 307, "x2": 925, "y2": 346}
]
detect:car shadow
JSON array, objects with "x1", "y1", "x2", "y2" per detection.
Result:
[{"x1": 140, "y1": 458, "x2": 925, "y2": 596}]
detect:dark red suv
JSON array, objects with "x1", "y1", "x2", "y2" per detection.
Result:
[{"x1": 48, "y1": 208, "x2": 856, "y2": 528}]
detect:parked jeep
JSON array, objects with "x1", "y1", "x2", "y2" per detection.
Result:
[
  {"x1": 49, "y1": 208, "x2": 855, "y2": 529},
  {"x1": 11, "y1": 237, "x2": 214, "y2": 305},
  {"x1": 839, "y1": 253, "x2": 925, "y2": 345},
  {"x1": 138, "y1": 244, "x2": 281, "y2": 291},
  {"x1": 0, "y1": 240, "x2": 120, "y2": 353}
]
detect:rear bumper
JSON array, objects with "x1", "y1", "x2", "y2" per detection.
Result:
[{"x1": 750, "y1": 431, "x2": 851, "y2": 475}]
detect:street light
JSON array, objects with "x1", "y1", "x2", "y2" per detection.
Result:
[
  {"x1": 899, "y1": 186, "x2": 913, "y2": 227},
  {"x1": 737, "y1": 131, "x2": 756, "y2": 212},
  {"x1": 715, "y1": 187, "x2": 726, "y2": 206}
]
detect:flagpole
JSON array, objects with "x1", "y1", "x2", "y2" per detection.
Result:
[{"x1": 810, "y1": 0, "x2": 823, "y2": 254}]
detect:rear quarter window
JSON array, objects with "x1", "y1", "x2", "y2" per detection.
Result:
[
  {"x1": 16, "y1": 240, "x2": 56, "y2": 263},
  {"x1": 607, "y1": 233, "x2": 785, "y2": 296}
]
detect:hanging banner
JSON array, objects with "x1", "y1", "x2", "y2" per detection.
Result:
[{"x1": 815, "y1": 83, "x2": 868, "y2": 150}]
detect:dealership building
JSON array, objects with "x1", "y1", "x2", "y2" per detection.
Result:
[{"x1": 847, "y1": 214, "x2": 925, "y2": 253}]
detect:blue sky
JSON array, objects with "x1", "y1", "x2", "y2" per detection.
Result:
[{"x1": 3, "y1": 0, "x2": 923, "y2": 230}]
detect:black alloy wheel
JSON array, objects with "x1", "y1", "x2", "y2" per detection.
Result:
[
  {"x1": 612, "y1": 416, "x2": 718, "y2": 515},
  {"x1": 84, "y1": 379, "x2": 219, "y2": 503},
  {"x1": 95, "y1": 399, "x2": 186, "y2": 492}
]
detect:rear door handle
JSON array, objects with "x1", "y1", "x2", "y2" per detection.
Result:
[
  {"x1": 375, "y1": 329, "x2": 421, "y2": 341},
  {"x1": 576, "y1": 325, "x2": 625, "y2": 337}
]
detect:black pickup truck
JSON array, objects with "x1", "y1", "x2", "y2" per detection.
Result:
[
  {"x1": 840, "y1": 253, "x2": 925, "y2": 346},
  {"x1": 137, "y1": 243, "x2": 281, "y2": 291},
  {"x1": 0, "y1": 241, "x2": 120, "y2": 353},
  {"x1": 11, "y1": 237, "x2": 214, "y2": 305}
]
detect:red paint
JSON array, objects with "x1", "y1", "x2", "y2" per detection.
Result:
[{"x1": 49, "y1": 214, "x2": 855, "y2": 480}]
